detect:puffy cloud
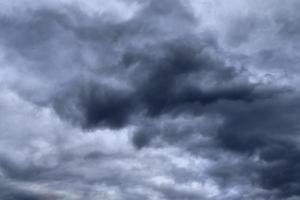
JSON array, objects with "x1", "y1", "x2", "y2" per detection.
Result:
[{"x1": 0, "y1": 0, "x2": 300, "y2": 199}]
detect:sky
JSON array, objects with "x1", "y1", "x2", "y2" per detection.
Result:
[{"x1": 0, "y1": 0, "x2": 300, "y2": 199}]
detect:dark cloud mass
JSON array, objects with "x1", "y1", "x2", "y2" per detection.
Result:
[{"x1": 0, "y1": 0, "x2": 300, "y2": 199}]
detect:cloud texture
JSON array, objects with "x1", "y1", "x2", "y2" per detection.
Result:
[{"x1": 1, "y1": 0, "x2": 300, "y2": 199}]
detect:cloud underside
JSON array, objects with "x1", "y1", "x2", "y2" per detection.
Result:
[{"x1": 1, "y1": 0, "x2": 300, "y2": 199}]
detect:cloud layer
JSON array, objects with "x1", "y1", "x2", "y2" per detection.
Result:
[{"x1": 1, "y1": 0, "x2": 300, "y2": 199}]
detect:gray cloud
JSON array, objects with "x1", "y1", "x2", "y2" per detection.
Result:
[{"x1": 0, "y1": 0, "x2": 300, "y2": 199}]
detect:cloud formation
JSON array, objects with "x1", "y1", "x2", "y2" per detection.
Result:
[{"x1": 1, "y1": 0, "x2": 300, "y2": 199}]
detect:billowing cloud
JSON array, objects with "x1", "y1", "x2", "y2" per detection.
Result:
[{"x1": 0, "y1": 0, "x2": 300, "y2": 199}]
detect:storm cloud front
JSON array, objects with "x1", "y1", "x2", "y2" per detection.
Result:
[{"x1": 1, "y1": 0, "x2": 300, "y2": 199}]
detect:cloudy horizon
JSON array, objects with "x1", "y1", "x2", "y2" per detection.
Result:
[{"x1": 1, "y1": 0, "x2": 300, "y2": 199}]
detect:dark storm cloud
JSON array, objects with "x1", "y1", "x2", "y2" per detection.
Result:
[
  {"x1": 215, "y1": 95, "x2": 299, "y2": 153},
  {"x1": 0, "y1": 0, "x2": 197, "y2": 129},
  {"x1": 0, "y1": 176, "x2": 60, "y2": 200},
  {"x1": 0, "y1": 187, "x2": 46, "y2": 200},
  {"x1": 0, "y1": 155, "x2": 47, "y2": 181},
  {"x1": 0, "y1": 182, "x2": 59, "y2": 200},
  {"x1": 52, "y1": 80, "x2": 135, "y2": 128},
  {"x1": 0, "y1": 0, "x2": 273, "y2": 130},
  {"x1": 1, "y1": 0, "x2": 300, "y2": 199}
]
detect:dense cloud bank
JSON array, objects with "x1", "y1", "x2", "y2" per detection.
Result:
[{"x1": 1, "y1": 0, "x2": 300, "y2": 199}]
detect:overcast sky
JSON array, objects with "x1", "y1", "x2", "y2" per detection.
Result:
[{"x1": 1, "y1": 0, "x2": 300, "y2": 199}]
